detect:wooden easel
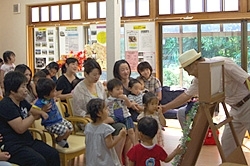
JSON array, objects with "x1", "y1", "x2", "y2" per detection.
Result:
[
  {"x1": 178, "y1": 61, "x2": 248, "y2": 165},
  {"x1": 178, "y1": 99, "x2": 247, "y2": 165}
]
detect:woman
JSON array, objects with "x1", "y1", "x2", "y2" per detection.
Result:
[
  {"x1": 0, "y1": 71, "x2": 60, "y2": 166},
  {"x1": 72, "y1": 58, "x2": 106, "y2": 117},
  {"x1": 113, "y1": 59, "x2": 139, "y2": 165},
  {"x1": 113, "y1": 60, "x2": 140, "y2": 119},
  {"x1": 72, "y1": 58, "x2": 126, "y2": 164},
  {"x1": 56, "y1": 57, "x2": 81, "y2": 101},
  {"x1": 14, "y1": 64, "x2": 36, "y2": 103}
]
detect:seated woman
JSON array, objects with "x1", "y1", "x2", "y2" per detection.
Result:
[
  {"x1": 56, "y1": 57, "x2": 81, "y2": 102},
  {"x1": 73, "y1": 58, "x2": 127, "y2": 164},
  {"x1": 0, "y1": 71, "x2": 60, "y2": 166},
  {"x1": 14, "y1": 64, "x2": 37, "y2": 103}
]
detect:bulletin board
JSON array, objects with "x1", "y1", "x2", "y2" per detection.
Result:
[
  {"x1": 34, "y1": 27, "x2": 58, "y2": 69},
  {"x1": 59, "y1": 26, "x2": 84, "y2": 55},
  {"x1": 124, "y1": 22, "x2": 156, "y2": 72}
]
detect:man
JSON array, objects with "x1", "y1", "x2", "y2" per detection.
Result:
[{"x1": 162, "y1": 49, "x2": 250, "y2": 157}]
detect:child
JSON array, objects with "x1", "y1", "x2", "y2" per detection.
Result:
[
  {"x1": 40, "y1": 68, "x2": 52, "y2": 79},
  {"x1": 127, "y1": 117, "x2": 182, "y2": 165},
  {"x1": 137, "y1": 92, "x2": 166, "y2": 147},
  {"x1": 33, "y1": 70, "x2": 47, "y2": 86},
  {"x1": 0, "y1": 51, "x2": 16, "y2": 94},
  {"x1": 84, "y1": 98, "x2": 126, "y2": 166},
  {"x1": 127, "y1": 78, "x2": 145, "y2": 121},
  {"x1": 106, "y1": 78, "x2": 136, "y2": 145},
  {"x1": 34, "y1": 78, "x2": 73, "y2": 148},
  {"x1": 45, "y1": 62, "x2": 59, "y2": 82},
  {"x1": 137, "y1": 61, "x2": 162, "y2": 101},
  {"x1": 137, "y1": 77, "x2": 149, "y2": 93}
]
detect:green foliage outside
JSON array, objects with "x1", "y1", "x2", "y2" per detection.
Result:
[{"x1": 162, "y1": 35, "x2": 243, "y2": 87}]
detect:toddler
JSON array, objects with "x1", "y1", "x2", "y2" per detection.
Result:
[
  {"x1": 0, "y1": 51, "x2": 16, "y2": 93},
  {"x1": 127, "y1": 78, "x2": 145, "y2": 121},
  {"x1": 137, "y1": 92, "x2": 166, "y2": 147},
  {"x1": 127, "y1": 117, "x2": 182, "y2": 165},
  {"x1": 34, "y1": 78, "x2": 73, "y2": 148},
  {"x1": 106, "y1": 78, "x2": 136, "y2": 145},
  {"x1": 84, "y1": 98, "x2": 126, "y2": 166}
]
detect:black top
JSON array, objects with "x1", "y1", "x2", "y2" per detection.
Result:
[
  {"x1": 56, "y1": 75, "x2": 82, "y2": 102},
  {"x1": 0, "y1": 97, "x2": 33, "y2": 153}
]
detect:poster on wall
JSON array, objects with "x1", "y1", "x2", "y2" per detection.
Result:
[
  {"x1": 59, "y1": 26, "x2": 84, "y2": 56},
  {"x1": 89, "y1": 24, "x2": 107, "y2": 72},
  {"x1": 124, "y1": 22, "x2": 156, "y2": 72},
  {"x1": 126, "y1": 30, "x2": 139, "y2": 51},
  {"x1": 34, "y1": 27, "x2": 58, "y2": 69},
  {"x1": 125, "y1": 51, "x2": 138, "y2": 71}
]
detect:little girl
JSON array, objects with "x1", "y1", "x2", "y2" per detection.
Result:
[
  {"x1": 137, "y1": 92, "x2": 166, "y2": 147},
  {"x1": 84, "y1": 98, "x2": 126, "y2": 166}
]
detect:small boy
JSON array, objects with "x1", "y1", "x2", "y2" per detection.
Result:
[
  {"x1": 106, "y1": 78, "x2": 136, "y2": 145},
  {"x1": 137, "y1": 77, "x2": 149, "y2": 93},
  {"x1": 127, "y1": 78, "x2": 145, "y2": 121},
  {"x1": 127, "y1": 117, "x2": 183, "y2": 165},
  {"x1": 137, "y1": 61, "x2": 162, "y2": 101},
  {"x1": 34, "y1": 78, "x2": 73, "y2": 148}
]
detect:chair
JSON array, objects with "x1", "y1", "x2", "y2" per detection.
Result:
[
  {"x1": 63, "y1": 97, "x2": 92, "y2": 135},
  {"x1": 32, "y1": 100, "x2": 88, "y2": 166},
  {"x1": 65, "y1": 97, "x2": 91, "y2": 122}
]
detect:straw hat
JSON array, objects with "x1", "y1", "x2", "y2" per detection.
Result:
[{"x1": 179, "y1": 49, "x2": 201, "y2": 68}]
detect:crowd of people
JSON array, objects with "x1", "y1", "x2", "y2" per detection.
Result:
[{"x1": 0, "y1": 48, "x2": 249, "y2": 165}]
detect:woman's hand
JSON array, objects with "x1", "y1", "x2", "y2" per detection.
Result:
[{"x1": 0, "y1": 152, "x2": 10, "y2": 161}]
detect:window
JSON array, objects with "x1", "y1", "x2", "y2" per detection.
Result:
[
  {"x1": 189, "y1": 0, "x2": 203, "y2": 13},
  {"x1": 99, "y1": 1, "x2": 106, "y2": 18},
  {"x1": 158, "y1": 0, "x2": 239, "y2": 15},
  {"x1": 159, "y1": 0, "x2": 170, "y2": 15},
  {"x1": 30, "y1": 2, "x2": 81, "y2": 23},
  {"x1": 87, "y1": 2, "x2": 97, "y2": 19},
  {"x1": 31, "y1": 7, "x2": 39, "y2": 22},
  {"x1": 207, "y1": 0, "x2": 221, "y2": 12},
  {"x1": 61, "y1": 5, "x2": 70, "y2": 20},
  {"x1": 161, "y1": 22, "x2": 242, "y2": 87},
  {"x1": 72, "y1": 4, "x2": 81, "y2": 20},
  {"x1": 124, "y1": 0, "x2": 136, "y2": 16},
  {"x1": 51, "y1": 5, "x2": 59, "y2": 21},
  {"x1": 173, "y1": 0, "x2": 186, "y2": 14},
  {"x1": 138, "y1": 0, "x2": 149, "y2": 16},
  {"x1": 41, "y1": 6, "x2": 49, "y2": 22}
]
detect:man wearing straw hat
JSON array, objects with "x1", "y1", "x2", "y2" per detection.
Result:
[{"x1": 162, "y1": 49, "x2": 250, "y2": 158}]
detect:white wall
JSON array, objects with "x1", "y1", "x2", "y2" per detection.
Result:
[{"x1": 0, "y1": 0, "x2": 69, "y2": 65}]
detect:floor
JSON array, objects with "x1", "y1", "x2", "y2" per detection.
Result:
[
  {"x1": 71, "y1": 118, "x2": 250, "y2": 166},
  {"x1": 161, "y1": 119, "x2": 250, "y2": 166}
]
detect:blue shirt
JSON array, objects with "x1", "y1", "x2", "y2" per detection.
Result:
[{"x1": 34, "y1": 98, "x2": 62, "y2": 127}]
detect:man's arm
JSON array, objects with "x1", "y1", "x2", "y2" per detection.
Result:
[{"x1": 161, "y1": 92, "x2": 192, "y2": 113}]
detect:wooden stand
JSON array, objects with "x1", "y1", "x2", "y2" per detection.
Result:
[{"x1": 178, "y1": 99, "x2": 247, "y2": 165}]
